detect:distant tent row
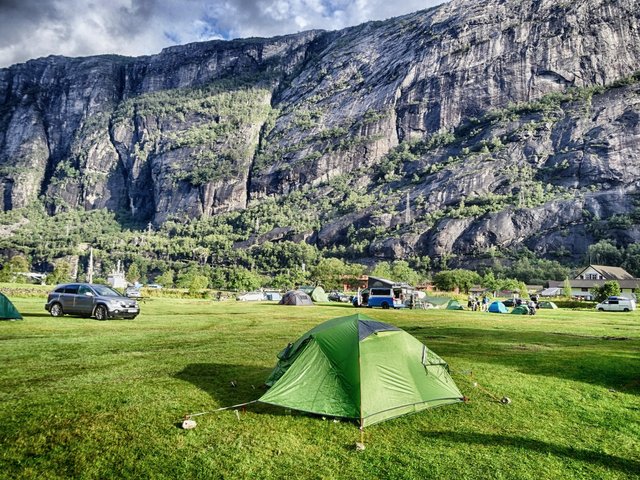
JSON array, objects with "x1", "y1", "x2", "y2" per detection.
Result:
[
  {"x1": 0, "y1": 292, "x2": 22, "y2": 320},
  {"x1": 442, "y1": 298, "x2": 559, "y2": 313},
  {"x1": 259, "y1": 313, "x2": 463, "y2": 427}
]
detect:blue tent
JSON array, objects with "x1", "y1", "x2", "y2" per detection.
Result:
[{"x1": 488, "y1": 301, "x2": 508, "y2": 313}]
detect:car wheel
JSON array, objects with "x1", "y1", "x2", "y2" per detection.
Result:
[
  {"x1": 598, "y1": 308, "x2": 604, "y2": 311},
  {"x1": 624, "y1": 308, "x2": 629, "y2": 312},
  {"x1": 50, "y1": 303, "x2": 64, "y2": 317},
  {"x1": 382, "y1": 302, "x2": 390, "y2": 309},
  {"x1": 95, "y1": 305, "x2": 108, "y2": 321}
]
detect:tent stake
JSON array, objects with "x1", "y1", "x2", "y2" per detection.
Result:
[{"x1": 355, "y1": 426, "x2": 366, "y2": 451}]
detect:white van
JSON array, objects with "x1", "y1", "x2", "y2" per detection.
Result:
[{"x1": 596, "y1": 296, "x2": 636, "y2": 312}]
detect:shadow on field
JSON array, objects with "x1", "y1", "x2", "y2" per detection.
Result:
[
  {"x1": 423, "y1": 430, "x2": 640, "y2": 475},
  {"x1": 21, "y1": 313, "x2": 52, "y2": 318},
  {"x1": 405, "y1": 327, "x2": 640, "y2": 393},
  {"x1": 177, "y1": 363, "x2": 277, "y2": 412}
]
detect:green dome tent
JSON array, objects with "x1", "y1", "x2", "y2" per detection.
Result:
[
  {"x1": 488, "y1": 301, "x2": 508, "y2": 313},
  {"x1": 260, "y1": 313, "x2": 463, "y2": 427},
  {"x1": 279, "y1": 290, "x2": 314, "y2": 306},
  {"x1": 446, "y1": 299, "x2": 464, "y2": 310},
  {"x1": 299, "y1": 285, "x2": 329, "y2": 303},
  {"x1": 538, "y1": 301, "x2": 558, "y2": 309},
  {"x1": 0, "y1": 292, "x2": 22, "y2": 320},
  {"x1": 511, "y1": 305, "x2": 529, "y2": 315}
]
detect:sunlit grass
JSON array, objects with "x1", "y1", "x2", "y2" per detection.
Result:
[{"x1": 1, "y1": 296, "x2": 638, "y2": 479}]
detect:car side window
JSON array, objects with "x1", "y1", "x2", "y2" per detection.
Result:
[
  {"x1": 64, "y1": 285, "x2": 79, "y2": 294},
  {"x1": 78, "y1": 285, "x2": 91, "y2": 296},
  {"x1": 55, "y1": 287, "x2": 65, "y2": 293},
  {"x1": 371, "y1": 289, "x2": 391, "y2": 296}
]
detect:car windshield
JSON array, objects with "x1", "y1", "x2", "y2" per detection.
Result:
[{"x1": 92, "y1": 285, "x2": 123, "y2": 297}]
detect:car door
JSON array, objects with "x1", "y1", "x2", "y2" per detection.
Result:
[
  {"x1": 75, "y1": 285, "x2": 96, "y2": 316},
  {"x1": 61, "y1": 284, "x2": 80, "y2": 314}
]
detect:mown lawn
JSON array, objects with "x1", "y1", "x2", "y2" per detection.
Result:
[{"x1": 1, "y1": 296, "x2": 638, "y2": 479}]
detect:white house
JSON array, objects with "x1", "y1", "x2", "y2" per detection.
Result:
[{"x1": 548, "y1": 265, "x2": 640, "y2": 300}]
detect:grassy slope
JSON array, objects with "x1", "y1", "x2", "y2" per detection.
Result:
[{"x1": 0, "y1": 296, "x2": 638, "y2": 479}]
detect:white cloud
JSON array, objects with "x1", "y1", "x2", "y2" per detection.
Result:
[{"x1": 0, "y1": 0, "x2": 447, "y2": 68}]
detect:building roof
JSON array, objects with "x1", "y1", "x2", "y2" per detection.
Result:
[
  {"x1": 539, "y1": 287, "x2": 561, "y2": 296},
  {"x1": 576, "y1": 265, "x2": 635, "y2": 280},
  {"x1": 549, "y1": 279, "x2": 640, "y2": 289}
]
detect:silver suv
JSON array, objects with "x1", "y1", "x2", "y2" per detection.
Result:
[{"x1": 45, "y1": 283, "x2": 140, "y2": 320}]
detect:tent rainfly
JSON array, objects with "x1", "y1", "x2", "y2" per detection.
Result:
[
  {"x1": 446, "y1": 299, "x2": 464, "y2": 310},
  {"x1": 423, "y1": 296, "x2": 451, "y2": 307},
  {"x1": 488, "y1": 301, "x2": 508, "y2": 313},
  {"x1": 538, "y1": 301, "x2": 558, "y2": 309},
  {"x1": 0, "y1": 292, "x2": 22, "y2": 320},
  {"x1": 259, "y1": 313, "x2": 464, "y2": 427},
  {"x1": 279, "y1": 290, "x2": 314, "y2": 306},
  {"x1": 299, "y1": 285, "x2": 329, "y2": 303}
]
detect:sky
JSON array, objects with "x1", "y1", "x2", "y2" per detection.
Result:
[{"x1": 0, "y1": 0, "x2": 446, "y2": 68}]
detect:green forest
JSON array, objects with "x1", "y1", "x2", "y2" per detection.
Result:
[{"x1": 1, "y1": 197, "x2": 639, "y2": 293}]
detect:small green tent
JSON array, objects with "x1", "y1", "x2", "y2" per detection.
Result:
[
  {"x1": 511, "y1": 305, "x2": 529, "y2": 315},
  {"x1": 0, "y1": 292, "x2": 22, "y2": 320},
  {"x1": 424, "y1": 296, "x2": 451, "y2": 307},
  {"x1": 260, "y1": 313, "x2": 463, "y2": 427},
  {"x1": 538, "y1": 301, "x2": 558, "y2": 309},
  {"x1": 299, "y1": 285, "x2": 329, "y2": 303},
  {"x1": 446, "y1": 299, "x2": 464, "y2": 310}
]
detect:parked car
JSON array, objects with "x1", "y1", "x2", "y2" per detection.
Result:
[
  {"x1": 328, "y1": 291, "x2": 351, "y2": 302},
  {"x1": 146, "y1": 284, "x2": 163, "y2": 289},
  {"x1": 45, "y1": 283, "x2": 140, "y2": 320},
  {"x1": 125, "y1": 286, "x2": 143, "y2": 299},
  {"x1": 237, "y1": 291, "x2": 265, "y2": 301},
  {"x1": 596, "y1": 296, "x2": 636, "y2": 312}
]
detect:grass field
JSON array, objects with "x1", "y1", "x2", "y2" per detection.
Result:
[{"x1": 1, "y1": 295, "x2": 639, "y2": 479}]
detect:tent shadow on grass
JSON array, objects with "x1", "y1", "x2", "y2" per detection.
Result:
[
  {"x1": 422, "y1": 430, "x2": 640, "y2": 475},
  {"x1": 176, "y1": 363, "x2": 290, "y2": 416},
  {"x1": 22, "y1": 313, "x2": 59, "y2": 318},
  {"x1": 404, "y1": 326, "x2": 640, "y2": 393}
]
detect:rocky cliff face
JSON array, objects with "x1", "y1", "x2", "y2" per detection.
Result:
[{"x1": 1, "y1": 0, "x2": 640, "y2": 265}]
